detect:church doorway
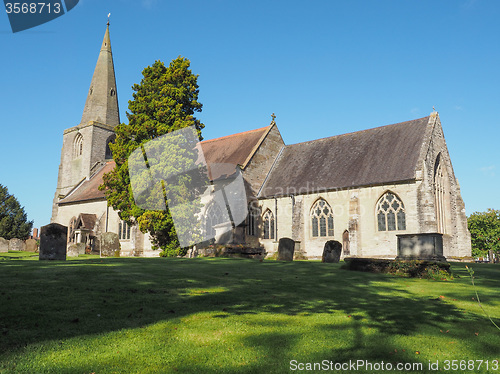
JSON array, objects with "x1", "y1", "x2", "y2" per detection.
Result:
[{"x1": 343, "y1": 230, "x2": 350, "y2": 256}]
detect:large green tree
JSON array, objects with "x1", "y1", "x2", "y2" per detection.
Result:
[
  {"x1": 0, "y1": 184, "x2": 33, "y2": 240},
  {"x1": 468, "y1": 209, "x2": 500, "y2": 259},
  {"x1": 100, "y1": 57, "x2": 205, "y2": 256}
]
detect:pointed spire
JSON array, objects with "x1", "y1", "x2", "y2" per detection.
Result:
[{"x1": 80, "y1": 22, "x2": 120, "y2": 127}]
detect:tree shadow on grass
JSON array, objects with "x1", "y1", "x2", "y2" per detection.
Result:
[{"x1": 0, "y1": 258, "x2": 498, "y2": 372}]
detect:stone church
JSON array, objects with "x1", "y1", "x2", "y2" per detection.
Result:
[{"x1": 51, "y1": 24, "x2": 471, "y2": 259}]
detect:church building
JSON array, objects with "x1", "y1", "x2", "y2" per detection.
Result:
[{"x1": 51, "y1": 24, "x2": 471, "y2": 259}]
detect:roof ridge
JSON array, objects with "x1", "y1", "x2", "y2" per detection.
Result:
[
  {"x1": 287, "y1": 116, "x2": 430, "y2": 147},
  {"x1": 201, "y1": 125, "x2": 269, "y2": 144}
]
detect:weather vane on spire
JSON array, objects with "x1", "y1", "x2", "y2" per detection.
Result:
[{"x1": 107, "y1": 13, "x2": 111, "y2": 26}]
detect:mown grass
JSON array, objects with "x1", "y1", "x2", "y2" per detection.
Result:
[{"x1": 0, "y1": 252, "x2": 499, "y2": 373}]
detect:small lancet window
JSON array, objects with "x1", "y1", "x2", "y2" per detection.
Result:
[
  {"x1": 376, "y1": 192, "x2": 406, "y2": 231},
  {"x1": 73, "y1": 133, "x2": 83, "y2": 158},
  {"x1": 311, "y1": 199, "x2": 334, "y2": 237},
  {"x1": 262, "y1": 209, "x2": 275, "y2": 240},
  {"x1": 110, "y1": 88, "x2": 115, "y2": 97},
  {"x1": 247, "y1": 202, "x2": 259, "y2": 237},
  {"x1": 119, "y1": 220, "x2": 131, "y2": 240}
]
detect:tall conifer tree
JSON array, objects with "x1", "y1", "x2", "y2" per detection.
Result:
[{"x1": 101, "y1": 57, "x2": 205, "y2": 256}]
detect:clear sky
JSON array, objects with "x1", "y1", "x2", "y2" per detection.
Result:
[{"x1": 1, "y1": 0, "x2": 499, "y2": 230}]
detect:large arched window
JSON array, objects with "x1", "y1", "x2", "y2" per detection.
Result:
[
  {"x1": 434, "y1": 154, "x2": 447, "y2": 234},
  {"x1": 73, "y1": 133, "x2": 83, "y2": 158},
  {"x1": 247, "y1": 201, "x2": 259, "y2": 237},
  {"x1": 311, "y1": 198, "x2": 334, "y2": 237},
  {"x1": 262, "y1": 209, "x2": 275, "y2": 240},
  {"x1": 376, "y1": 192, "x2": 406, "y2": 231},
  {"x1": 205, "y1": 202, "x2": 225, "y2": 239}
]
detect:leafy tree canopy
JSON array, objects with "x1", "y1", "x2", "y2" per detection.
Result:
[
  {"x1": 100, "y1": 57, "x2": 205, "y2": 256},
  {"x1": 0, "y1": 184, "x2": 33, "y2": 240},
  {"x1": 468, "y1": 209, "x2": 500, "y2": 258}
]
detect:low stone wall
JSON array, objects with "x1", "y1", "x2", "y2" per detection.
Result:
[{"x1": 188, "y1": 245, "x2": 266, "y2": 260}]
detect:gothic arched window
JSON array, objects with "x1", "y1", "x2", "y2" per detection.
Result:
[
  {"x1": 311, "y1": 199, "x2": 334, "y2": 237},
  {"x1": 105, "y1": 134, "x2": 116, "y2": 159},
  {"x1": 205, "y1": 202, "x2": 224, "y2": 239},
  {"x1": 262, "y1": 209, "x2": 275, "y2": 240},
  {"x1": 74, "y1": 133, "x2": 83, "y2": 158},
  {"x1": 376, "y1": 192, "x2": 406, "y2": 231}
]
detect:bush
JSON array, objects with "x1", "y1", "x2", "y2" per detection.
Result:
[{"x1": 342, "y1": 258, "x2": 453, "y2": 280}]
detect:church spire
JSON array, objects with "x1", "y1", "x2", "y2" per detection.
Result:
[{"x1": 80, "y1": 22, "x2": 120, "y2": 127}]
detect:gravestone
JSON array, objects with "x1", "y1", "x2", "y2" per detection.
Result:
[
  {"x1": 0, "y1": 237, "x2": 8, "y2": 253},
  {"x1": 99, "y1": 232, "x2": 121, "y2": 257},
  {"x1": 277, "y1": 237, "x2": 295, "y2": 261},
  {"x1": 9, "y1": 238, "x2": 26, "y2": 252},
  {"x1": 322, "y1": 240, "x2": 342, "y2": 263},
  {"x1": 67, "y1": 243, "x2": 86, "y2": 257},
  {"x1": 39, "y1": 223, "x2": 67, "y2": 261},
  {"x1": 25, "y1": 238, "x2": 38, "y2": 252}
]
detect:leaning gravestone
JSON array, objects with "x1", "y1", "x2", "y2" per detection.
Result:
[
  {"x1": 277, "y1": 237, "x2": 295, "y2": 261},
  {"x1": 99, "y1": 232, "x2": 120, "y2": 257},
  {"x1": 25, "y1": 238, "x2": 38, "y2": 252},
  {"x1": 0, "y1": 237, "x2": 8, "y2": 253},
  {"x1": 39, "y1": 223, "x2": 67, "y2": 261},
  {"x1": 322, "y1": 240, "x2": 342, "y2": 263},
  {"x1": 9, "y1": 238, "x2": 26, "y2": 252}
]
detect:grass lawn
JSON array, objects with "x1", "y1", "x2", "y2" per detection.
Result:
[{"x1": 0, "y1": 252, "x2": 499, "y2": 373}]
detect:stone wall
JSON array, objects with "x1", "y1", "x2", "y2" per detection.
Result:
[
  {"x1": 243, "y1": 124, "x2": 285, "y2": 198},
  {"x1": 51, "y1": 121, "x2": 115, "y2": 224},
  {"x1": 415, "y1": 114, "x2": 471, "y2": 258},
  {"x1": 259, "y1": 181, "x2": 422, "y2": 259}
]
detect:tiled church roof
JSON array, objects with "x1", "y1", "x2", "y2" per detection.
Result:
[
  {"x1": 59, "y1": 162, "x2": 115, "y2": 205},
  {"x1": 199, "y1": 126, "x2": 270, "y2": 180},
  {"x1": 58, "y1": 126, "x2": 270, "y2": 204},
  {"x1": 258, "y1": 116, "x2": 430, "y2": 198}
]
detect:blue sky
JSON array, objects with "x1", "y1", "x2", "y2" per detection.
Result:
[{"x1": 0, "y1": 0, "x2": 499, "y2": 230}]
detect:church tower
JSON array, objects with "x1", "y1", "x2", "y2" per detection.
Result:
[{"x1": 51, "y1": 22, "x2": 120, "y2": 223}]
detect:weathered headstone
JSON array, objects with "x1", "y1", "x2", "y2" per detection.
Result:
[
  {"x1": 25, "y1": 238, "x2": 38, "y2": 253},
  {"x1": 39, "y1": 223, "x2": 67, "y2": 261},
  {"x1": 9, "y1": 238, "x2": 26, "y2": 252},
  {"x1": 0, "y1": 237, "x2": 8, "y2": 253},
  {"x1": 67, "y1": 243, "x2": 86, "y2": 257},
  {"x1": 99, "y1": 232, "x2": 121, "y2": 257},
  {"x1": 277, "y1": 237, "x2": 295, "y2": 261},
  {"x1": 322, "y1": 240, "x2": 342, "y2": 263}
]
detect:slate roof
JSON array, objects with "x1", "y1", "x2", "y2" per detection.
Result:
[
  {"x1": 59, "y1": 126, "x2": 271, "y2": 204},
  {"x1": 258, "y1": 117, "x2": 430, "y2": 198}
]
